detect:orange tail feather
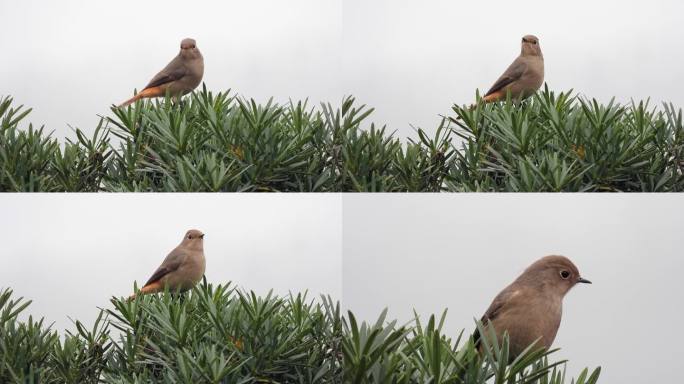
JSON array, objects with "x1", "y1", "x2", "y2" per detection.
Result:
[
  {"x1": 482, "y1": 90, "x2": 504, "y2": 103},
  {"x1": 127, "y1": 280, "x2": 163, "y2": 300},
  {"x1": 118, "y1": 86, "x2": 165, "y2": 108}
]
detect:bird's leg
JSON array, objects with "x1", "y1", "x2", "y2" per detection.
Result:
[
  {"x1": 170, "y1": 95, "x2": 186, "y2": 109},
  {"x1": 170, "y1": 290, "x2": 188, "y2": 302}
]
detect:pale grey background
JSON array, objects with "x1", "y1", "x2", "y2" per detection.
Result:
[
  {"x1": 0, "y1": 194, "x2": 342, "y2": 333},
  {"x1": 342, "y1": 194, "x2": 683, "y2": 383},
  {"x1": 0, "y1": 0, "x2": 342, "y2": 140},
  {"x1": 2, "y1": 1, "x2": 683, "y2": 140},
  {"x1": 342, "y1": 0, "x2": 684, "y2": 138}
]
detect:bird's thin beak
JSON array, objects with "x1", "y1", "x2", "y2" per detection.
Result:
[
  {"x1": 200, "y1": 234, "x2": 205, "y2": 239},
  {"x1": 577, "y1": 277, "x2": 592, "y2": 284}
]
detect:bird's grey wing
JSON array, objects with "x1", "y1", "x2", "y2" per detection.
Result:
[
  {"x1": 484, "y1": 58, "x2": 528, "y2": 96},
  {"x1": 144, "y1": 56, "x2": 188, "y2": 89},
  {"x1": 143, "y1": 248, "x2": 185, "y2": 286},
  {"x1": 473, "y1": 289, "x2": 514, "y2": 346}
]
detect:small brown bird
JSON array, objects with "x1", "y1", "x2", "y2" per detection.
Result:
[
  {"x1": 474, "y1": 255, "x2": 590, "y2": 361},
  {"x1": 119, "y1": 38, "x2": 204, "y2": 107},
  {"x1": 481, "y1": 35, "x2": 544, "y2": 103},
  {"x1": 130, "y1": 229, "x2": 206, "y2": 299}
]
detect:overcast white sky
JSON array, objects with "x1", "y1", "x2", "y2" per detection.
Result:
[
  {"x1": 0, "y1": 194, "x2": 342, "y2": 333},
  {"x1": 342, "y1": 194, "x2": 684, "y2": 383},
  {"x1": 1, "y1": 0, "x2": 682, "y2": 140}
]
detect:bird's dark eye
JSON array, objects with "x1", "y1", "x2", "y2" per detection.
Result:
[
  {"x1": 188, "y1": 235, "x2": 192, "y2": 239},
  {"x1": 533, "y1": 41, "x2": 537, "y2": 45},
  {"x1": 560, "y1": 270, "x2": 570, "y2": 279}
]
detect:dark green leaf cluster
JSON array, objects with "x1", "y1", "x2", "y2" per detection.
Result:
[
  {"x1": 342, "y1": 309, "x2": 600, "y2": 384},
  {"x1": 1, "y1": 286, "x2": 600, "y2": 383},
  {"x1": 1, "y1": 85, "x2": 681, "y2": 191},
  {"x1": 0, "y1": 284, "x2": 341, "y2": 383},
  {"x1": 103, "y1": 87, "x2": 450, "y2": 192},
  {"x1": 449, "y1": 86, "x2": 684, "y2": 191},
  {"x1": 0, "y1": 96, "x2": 110, "y2": 192},
  {"x1": 0, "y1": 89, "x2": 450, "y2": 192}
]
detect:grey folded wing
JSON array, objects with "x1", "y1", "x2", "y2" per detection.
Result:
[
  {"x1": 143, "y1": 249, "x2": 185, "y2": 286},
  {"x1": 485, "y1": 59, "x2": 527, "y2": 97},
  {"x1": 144, "y1": 56, "x2": 188, "y2": 90},
  {"x1": 472, "y1": 289, "x2": 511, "y2": 346}
]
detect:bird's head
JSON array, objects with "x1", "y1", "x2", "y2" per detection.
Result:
[
  {"x1": 521, "y1": 255, "x2": 591, "y2": 296},
  {"x1": 181, "y1": 229, "x2": 205, "y2": 249},
  {"x1": 520, "y1": 35, "x2": 542, "y2": 57},
  {"x1": 179, "y1": 38, "x2": 202, "y2": 60}
]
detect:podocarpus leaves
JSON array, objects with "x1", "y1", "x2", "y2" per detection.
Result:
[
  {"x1": 1, "y1": 86, "x2": 682, "y2": 191},
  {"x1": 0, "y1": 286, "x2": 600, "y2": 383}
]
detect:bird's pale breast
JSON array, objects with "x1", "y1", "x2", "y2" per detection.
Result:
[
  {"x1": 488, "y1": 291, "x2": 561, "y2": 358},
  {"x1": 161, "y1": 251, "x2": 206, "y2": 291}
]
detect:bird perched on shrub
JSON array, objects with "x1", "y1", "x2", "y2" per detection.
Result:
[
  {"x1": 480, "y1": 35, "x2": 544, "y2": 103},
  {"x1": 119, "y1": 38, "x2": 204, "y2": 107},
  {"x1": 473, "y1": 255, "x2": 591, "y2": 361},
  {"x1": 129, "y1": 229, "x2": 206, "y2": 299}
]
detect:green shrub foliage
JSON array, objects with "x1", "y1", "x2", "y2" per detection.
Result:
[
  {"x1": 1, "y1": 284, "x2": 341, "y2": 383},
  {"x1": 0, "y1": 286, "x2": 600, "y2": 383},
  {"x1": 342, "y1": 309, "x2": 600, "y2": 384},
  {"x1": 1, "y1": 86, "x2": 681, "y2": 191}
]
